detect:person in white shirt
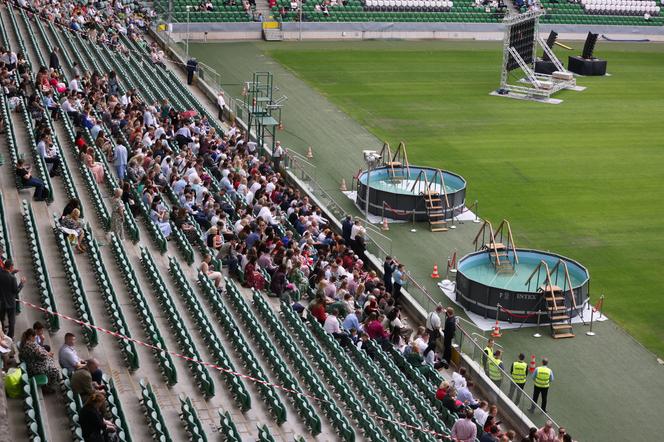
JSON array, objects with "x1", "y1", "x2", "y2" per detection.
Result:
[
  {"x1": 452, "y1": 366, "x2": 468, "y2": 390},
  {"x1": 323, "y1": 309, "x2": 352, "y2": 347},
  {"x1": 272, "y1": 141, "x2": 284, "y2": 171},
  {"x1": 474, "y1": 401, "x2": 489, "y2": 426},
  {"x1": 350, "y1": 219, "x2": 363, "y2": 242},
  {"x1": 217, "y1": 92, "x2": 226, "y2": 120},
  {"x1": 68, "y1": 75, "x2": 82, "y2": 93}
]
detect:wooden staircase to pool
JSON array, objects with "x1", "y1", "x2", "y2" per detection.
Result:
[
  {"x1": 525, "y1": 261, "x2": 576, "y2": 339},
  {"x1": 473, "y1": 219, "x2": 519, "y2": 272}
]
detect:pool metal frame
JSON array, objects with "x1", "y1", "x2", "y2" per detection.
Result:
[
  {"x1": 355, "y1": 165, "x2": 467, "y2": 221},
  {"x1": 455, "y1": 248, "x2": 590, "y2": 323}
]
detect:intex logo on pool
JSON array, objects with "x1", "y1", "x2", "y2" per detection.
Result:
[{"x1": 515, "y1": 293, "x2": 538, "y2": 300}]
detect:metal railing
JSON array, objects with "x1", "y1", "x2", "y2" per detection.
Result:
[
  {"x1": 283, "y1": 150, "x2": 393, "y2": 261},
  {"x1": 454, "y1": 322, "x2": 560, "y2": 432}
]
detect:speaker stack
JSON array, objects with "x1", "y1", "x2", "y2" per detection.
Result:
[
  {"x1": 535, "y1": 31, "x2": 559, "y2": 75},
  {"x1": 568, "y1": 32, "x2": 608, "y2": 76}
]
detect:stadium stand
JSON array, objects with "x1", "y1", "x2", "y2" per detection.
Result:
[
  {"x1": 272, "y1": 0, "x2": 504, "y2": 22},
  {"x1": 540, "y1": 0, "x2": 664, "y2": 25},
  {"x1": 0, "y1": 0, "x2": 552, "y2": 440}
]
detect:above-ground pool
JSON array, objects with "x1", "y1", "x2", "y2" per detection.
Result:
[
  {"x1": 455, "y1": 249, "x2": 590, "y2": 322},
  {"x1": 355, "y1": 166, "x2": 466, "y2": 221}
]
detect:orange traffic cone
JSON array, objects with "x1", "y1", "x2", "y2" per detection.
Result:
[
  {"x1": 529, "y1": 354, "x2": 536, "y2": 373},
  {"x1": 431, "y1": 264, "x2": 440, "y2": 279},
  {"x1": 491, "y1": 319, "x2": 502, "y2": 338},
  {"x1": 381, "y1": 218, "x2": 389, "y2": 231},
  {"x1": 339, "y1": 178, "x2": 347, "y2": 191},
  {"x1": 306, "y1": 146, "x2": 313, "y2": 159}
]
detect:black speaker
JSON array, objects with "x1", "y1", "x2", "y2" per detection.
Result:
[
  {"x1": 542, "y1": 31, "x2": 558, "y2": 62},
  {"x1": 581, "y1": 32, "x2": 599, "y2": 59}
]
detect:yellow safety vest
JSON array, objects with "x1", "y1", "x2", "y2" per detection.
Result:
[
  {"x1": 534, "y1": 366, "x2": 551, "y2": 388},
  {"x1": 488, "y1": 357, "x2": 502, "y2": 382},
  {"x1": 511, "y1": 361, "x2": 528, "y2": 384}
]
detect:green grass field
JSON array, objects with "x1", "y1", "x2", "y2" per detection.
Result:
[{"x1": 263, "y1": 41, "x2": 664, "y2": 356}]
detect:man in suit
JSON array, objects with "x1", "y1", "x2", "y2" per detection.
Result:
[
  {"x1": 0, "y1": 259, "x2": 25, "y2": 338},
  {"x1": 443, "y1": 306, "x2": 456, "y2": 365},
  {"x1": 49, "y1": 47, "x2": 60, "y2": 70},
  {"x1": 186, "y1": 58, "x2": 198, "y2": 85}
]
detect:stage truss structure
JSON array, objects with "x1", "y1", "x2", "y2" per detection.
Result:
[{"x1": 498, "y1": 10, "x2": 579, "y2": 103}]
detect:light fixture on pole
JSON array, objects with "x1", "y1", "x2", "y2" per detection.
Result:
[
  {"x1": 362, "y1": 150, "x2": 381, "y2": 220},
  {"x1": 185, "y1": 5, "x2": 191, "y2": 59}
]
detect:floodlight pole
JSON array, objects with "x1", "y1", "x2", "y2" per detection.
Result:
[
  {"x1": 186, "y1": 6, "x2": 191, "y2": 59},
  {"x1": 299, "y1": 1, "x2": 303, "y2": 41},
  {"x1": 364, "y1": 165, "x2": 372, "y2": 220}
]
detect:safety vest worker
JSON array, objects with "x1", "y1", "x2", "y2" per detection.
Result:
[
  {"x1": 488, "y1": 350, "x2": 504, "y2": 383},
  {"x1": 534, "y1": 366, "x2": 552, "y2": 388},
  {"x1": 483, "y1": 338, "x2": 495, "y2": 370},
  {"x1": 511, "y1": 360, "x2": 528, "y2": 385}
]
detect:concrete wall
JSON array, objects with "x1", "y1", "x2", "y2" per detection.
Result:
[{"x1": 166, "y1": 20, "x2": 664, "y2": 41}]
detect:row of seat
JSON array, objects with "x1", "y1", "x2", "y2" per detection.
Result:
[
  {"x1": 0, "y1": 92, "x2": 24, "y2": 192},
  {"x1": 280, "y1": 302, "x2": 387, "y2": 440},
  {"x1": 18, "y1": 96, "x2": 54, "y2": 204},
  {"x1": 132, "y1": 187, "x2": 168, "y2": 254},
  {"x1": 178, "y1": 394, "x2": 208, "y2": 442},
  {"x1": 224, "y1": 281, "x2": 322, "y2": 435},
  {"x1": 196, "y1": 272, "x2": 287, "y2": 423},
  {"x1": 103, "y1": 375, "x2": 134, "y2": 442},
  {"x1": 0, "y1": 192, "x2": 12, "y2": 261},
  {"x1": 251, "y1": 290, "x2": 356, "y2": 441},
  {"x1": 583, "y1": 4, "x2": 660, "y2": 13},
  {"x1": 60, "y1": 368, "x2": 85, "y2": 442},
  {"x1": 83, "y1": 224, "x2": 140, "y2": 370},
  {"x1": 19, "y1": 362, "x2": 48, "y2": 441},
  {"x1": 52, "y1": 215, "x2": 99, "y2": 346},
  {"x1": 60, "y1": 112, "x2": 112, "y2": 230},
  {"x1": 368, "y1": 340, "x2": 451, "y2": 437},
  {"x1": 139, "y1": 379, "x2": 173, "y2": 442},
  {"x1": 257, "y1": 424, "x2": 276, "y2": 442},
  {"x1": 167, "y1": 259, "x2": 252, "y2": 411},
  {"x1": 170, "y1": 11, "x2": 252, "y2": 21},
  {"x1": 275, "y1": 10, "x2": 504, "y2": 21},
  {"x1": 7, "y1": 7, "x2": 55, "y2": 204},
  {"x1": 21, "y1": 200, "x2": 60, "y2": 331},
  {"x1": 109, "y1": 233, "x2": 178, "y2": 385},
  {"x1": 31, "y1": 84, "x2": 80, "y2": 206},
  {"x1": 388, "y1": 346, "x2": 460, "y2": 427},
  {"x1": 218, "y1": 409, "x2": 243, "y2": 441},
  {"x1": 46, "y1": 22, "x2": 140, "y2": 242},
  {"x1": 347, "y1": 342, "x2": 440, "y2": 441},
  {"x1": 139, "y1": 246, "x2": 215, "y2": 398},
  {"x1": 307, "y1": 315, "x2": 409, "y2": 442}
]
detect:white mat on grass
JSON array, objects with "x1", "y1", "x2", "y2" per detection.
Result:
[{"x1": 438, "y1": 279, "x2": 608, "y2": 331}]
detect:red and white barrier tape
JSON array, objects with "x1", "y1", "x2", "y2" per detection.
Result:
[
  {"x1": 498, "y1": 306, "x2": 538, "y2": 320},
  {"x1": 18, "y1": 299, "x2": 454, "y2": 439}
]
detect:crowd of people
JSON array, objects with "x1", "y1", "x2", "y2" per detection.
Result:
[{"x1": 0, "y1": 0, "x2": 583, "y2": 440}]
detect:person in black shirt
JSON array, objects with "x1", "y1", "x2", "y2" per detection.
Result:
[
  {"x1": 186, "y1": 58, "x2": 198, "y2": 85},
  {"x1": 16, "y1": 159, "x2": 47, "y2": 201},
  {"x1": 341, "y1": 215, "x2": 353, "y2": 244},
  {"x1": 79, "y1": 392, "x2": 117, "y2": 442},
  {"x1": 0, "y1": 260, "x2": 25, "y2": 338},
  {"x1": 443, "y1": 306, "x2": 456, "y2": 364},
  {"x1": 49, "y1": 47, "x2": 60, "y2": 70},
  {"x1": 383, "y1": 255, "x2": 396, "y2": 293}
]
